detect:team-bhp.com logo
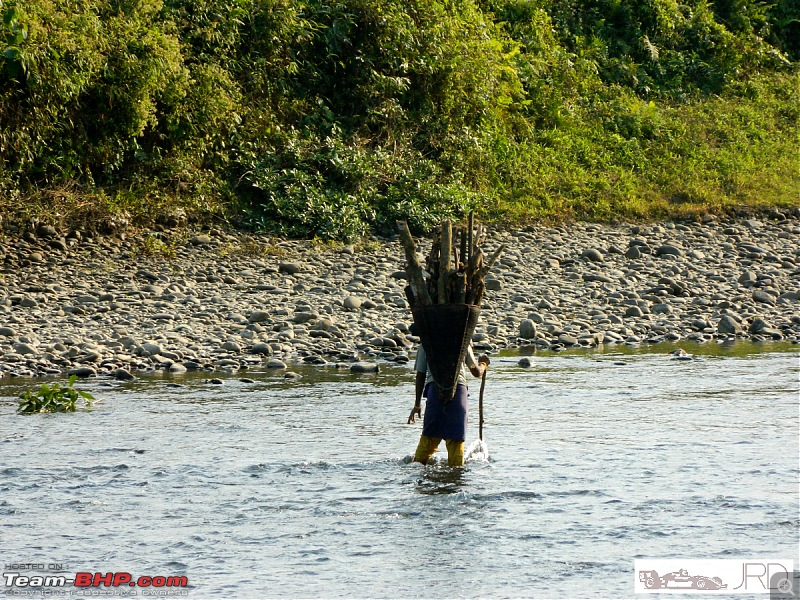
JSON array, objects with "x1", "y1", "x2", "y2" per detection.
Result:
[
  {"x1": 3, "y1": 570, "x2": 188, "y2": 595},
  {"x1": 634, "y1": 559, "x2": 796, "y2": 595}
]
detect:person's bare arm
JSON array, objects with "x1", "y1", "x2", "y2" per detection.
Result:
[
  {"x1": 469, "y1": 354, "x2": 490, "y2": 378},
  {"x1": 408, "y1": 371, "x2": 426, "y2": 424}
]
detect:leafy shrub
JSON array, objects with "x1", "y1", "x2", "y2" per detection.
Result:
[
  {"x1": 0, "y1": 0, "x2": 27, "y2": 79},
  {"x1": 0, "y1": 0, "x2": 797, "y2": 237},
  {"x1": 17, "y1": 375, "x2": 96, "y2": 414}
]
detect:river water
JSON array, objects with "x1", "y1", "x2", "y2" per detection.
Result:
[{"x1": 1, "y1": 343, "x2": 798, "y2": 598}]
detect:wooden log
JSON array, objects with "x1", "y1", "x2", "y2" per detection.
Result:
[
  {"x1": 428, "y1": 264, "x2": 438, "y2": 304},
  {"x1": 404, "y1": 285, "x2": 415, "y2": 307},
  {"x1": 475, "y1": 223, "x2": 486, "y2": 248},
  {"x1": 402, "y1": 214, "x2": 500, "y2": 309},
  {"x1": 426, "y1": 232, "x2": 440, "y2": 301},
  {"x1": 473, "y1": 281, "x2": 486, "y2": 307},
  {"x1": 465, "y1": 249, "x2": 484, "y2": 305},
  {"x1": 453, "y1": 272, "x2": 466, "y2": 304},
  {"x1": 426, "y1": 232, "x2": 440, "y2": 274},
  {"x1": 467, "y1": 245, "x2": 483, "y2": 286},
  {"x1": 467, "y1": 211, "x2": 474, "y2": 267},
  {"x1": 459, "y1": 226, "x2": 467, "y2": 270},
  {"x1": 396, "y1": 220, "x2": 432, "y2": 306},
  {"x1": 438, "y1": 220, "x2": 452, "y2": 304},
  {"x1": 478, "y1": 244, "x2": 506, "y2": 278}
]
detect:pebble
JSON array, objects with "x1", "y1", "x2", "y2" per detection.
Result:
[
  {"x1": 13, "y1": 343, "x2": 37, "y2": 356},
  {"x1": 248, "y1": 311, "x2": 270, "y2": 323},
  {"x1": 485, "y1": 278, "x2": 503, "y2": 291},
  {"x1": 279, "y1": 262, "x2": 302, "y2": 275},
  {"x1": 142, "y1": 343, "x2": 162, "y2": 356},
  {"x1": 0, "y1": 216, "x2": 797, "y2": 380},
  {"x1": 190, "y1": 235, "x2": 212, "y2": 245},
  {"x1": 582, "y1": 248, "x2": 604, "y2": 262},
  {"x1": 114, "y1": 368, "x2": 135, "y2": 380},
  {"x1": 68, "y1": 367, "x2": 96, "y2": 377},
  {"x1": 519, "y1": 319, "x2": 537, "y2": 339},
  {"x1": 752, "y1": 290, "x2": 776, "y2": 304},
  {"x1": 350, "y1": 362, "x2": 379, "y2": 373},
  {"x1": 718, "y1": 315, "x2": 743, "y2": 335},
  {"x1": 558, "y1": 333, "x2": 579, "y2": 346},
  {"x1": 625, "y1": 246, "x2": 642, "y2": 259},
  {"x1": 625, "y1": 306, "x2": 644, "y2": 318},
  {"x1": 344, "y1": 296, "x2": 363, "y2": 310},
  {"x1": 656, "y1": 244, "x2": 684, "y2": 257}
]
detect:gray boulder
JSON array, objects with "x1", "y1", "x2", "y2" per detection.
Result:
[
  {"x1": 519, "y1": 319, "x2": 537, "y2": 339},
  {"x1": 748, "y1": 317, "x2": 770, "y2": 334},
  {"x1": 718, "y1": 315, "x2": 742, "y2": 335}
]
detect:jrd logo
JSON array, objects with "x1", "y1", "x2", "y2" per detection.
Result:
[
  {"x1": 734, "y1": 562, "x2": 792, "y2": 591},
  {"x1": 634, "y1": 559, "x2": 795, "y2": 594}
]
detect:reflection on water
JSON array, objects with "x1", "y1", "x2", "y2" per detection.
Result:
[
  {"x1": 415, "y1": 464, "x2": 470, "y2": 495},
  {"x1": 0, "y1": 344, "x2": 797, "y2": 598},
  {"x1": 518, "y1": 338, "x2": 799, "y2": 359}
]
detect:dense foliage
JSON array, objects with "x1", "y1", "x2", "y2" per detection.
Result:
[{"x1": 1, "y1": 0, "x2": 797, "y2": 238}]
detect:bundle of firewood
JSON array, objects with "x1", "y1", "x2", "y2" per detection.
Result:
[{"x1": 397, "y1": 213, "x2": 504, "y2": 308}]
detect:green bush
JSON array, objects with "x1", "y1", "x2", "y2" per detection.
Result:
[
  {"x1": 0, "y1": 0, "x2": 797, "y2": 238},
  {"x1": 17, "y1": 375, "x2": 96, "y2": 414}
]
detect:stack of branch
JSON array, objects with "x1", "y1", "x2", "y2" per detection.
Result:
[{"x1": 397, "y1": 213, "x2": 504, "y2": 308}]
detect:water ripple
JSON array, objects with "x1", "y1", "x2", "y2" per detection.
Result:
[{"x1": 0, "y1": 350, "x2": 796, "y2": 598}]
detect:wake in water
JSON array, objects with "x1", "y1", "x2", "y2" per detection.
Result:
[
  {"x1": 464, "y1": 439, "x2": 490, "y2": 463},
  {"x1": 399, "y1": 439, "x2": 490, "y2": 466}
]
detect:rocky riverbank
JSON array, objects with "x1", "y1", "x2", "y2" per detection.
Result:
[{"x1": 1, "y1": 212, "x2": 799, "y2": 380}]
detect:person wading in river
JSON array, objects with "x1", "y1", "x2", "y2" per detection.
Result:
[{"x1": 407, "y1": 333, "x2": 490, "y2": 467}]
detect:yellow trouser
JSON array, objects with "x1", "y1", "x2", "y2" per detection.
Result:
[{"x1": 414, "y1": 435, "x2": 465, "y2": 467}]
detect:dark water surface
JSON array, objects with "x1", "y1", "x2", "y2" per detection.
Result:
[{"x1": 1, "y1": 343, "x2": 798, "y2": 598}]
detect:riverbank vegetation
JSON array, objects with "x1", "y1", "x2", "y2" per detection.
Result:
[
  {"x1": 1, "y1": 0, "x2": 798, "y2": 239},
  {"x1": 17, "y1": 375, "x2": 96, "y2": 413}
]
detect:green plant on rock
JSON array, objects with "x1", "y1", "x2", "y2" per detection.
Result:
[
  {"x1": 131, "y1": 233, "x2": 177, "y2": 259},
  {"x1": 17, "y1": 375, "x2": 96, "y2": 414}
]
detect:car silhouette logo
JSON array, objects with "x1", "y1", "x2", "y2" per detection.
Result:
[{"x1": 639, "y1": 569, "x2": 728, "y2": 590}]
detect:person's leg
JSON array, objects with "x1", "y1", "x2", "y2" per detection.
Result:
[
  {"x1": 444, "y1": 439, "x2": 465, "y2": 467},
  {"x1": 414, "y1": 435, "x2": 441, "y2": 464}
]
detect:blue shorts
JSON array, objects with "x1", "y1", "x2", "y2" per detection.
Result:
[{"x1": 421, "y1": 382, "x2": 468, "y2": 442}]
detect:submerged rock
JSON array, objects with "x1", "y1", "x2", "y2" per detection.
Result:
[{"x1": 350, "y1": 362, "x2": 379, "y2": 374}]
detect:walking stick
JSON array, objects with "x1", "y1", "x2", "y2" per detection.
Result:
[{"x1": 478, "y1": 368, "x2": 487, "y2": 441}]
